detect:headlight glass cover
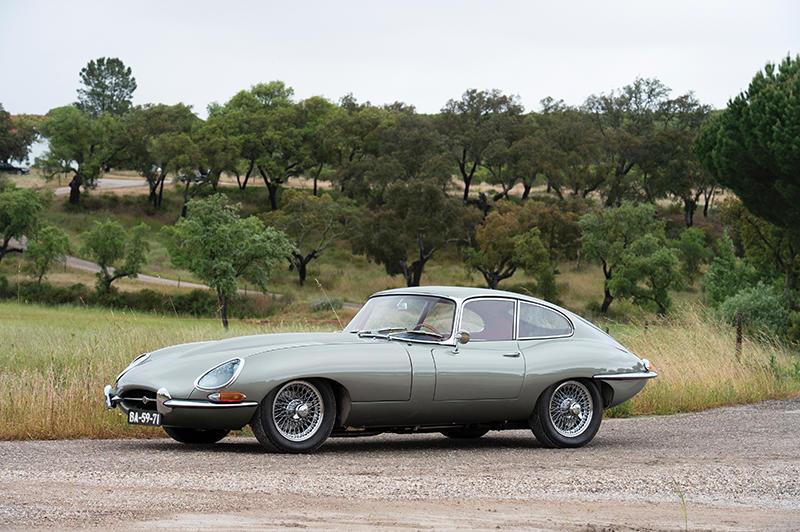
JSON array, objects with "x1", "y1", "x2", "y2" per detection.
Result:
[{"x1": 195, "y1": 358, "x2": 243, "y2": 390}]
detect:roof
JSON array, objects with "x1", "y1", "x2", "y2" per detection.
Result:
[{"x1": 372, "y1": 285, "x2": 549, "y2": 306}]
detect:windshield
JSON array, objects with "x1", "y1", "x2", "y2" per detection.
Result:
[{"x1": 345, "y1": 295, "x2": 456, "y2": 340}]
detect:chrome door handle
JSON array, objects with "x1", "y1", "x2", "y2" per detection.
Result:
[{"x1": 503, "y1": 352, "x2": 521, "y2": 358}]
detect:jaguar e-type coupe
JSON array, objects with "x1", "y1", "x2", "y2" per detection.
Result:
[{"x1": 104, "y1": 286, "x2": 656, "y2": 452}]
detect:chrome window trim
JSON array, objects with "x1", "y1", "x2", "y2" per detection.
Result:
[
  {"x1": 346, "y1": 294, "x2": 458, "y2": 342},
  {"x1": 516, "y1": 300, "x2": 575, "y2": 340},
  {"x1": 457, "y1": 296, "x2": 518, "y2": 342},
  {"x1": 193, "y1": 357, "x2": 245, "y2": 391}
]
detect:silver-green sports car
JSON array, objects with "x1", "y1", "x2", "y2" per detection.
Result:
[{"x1": 104, "y1": 286, "x2": 656, "y2": 452}]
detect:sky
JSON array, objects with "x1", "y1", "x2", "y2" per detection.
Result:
[{"x1": 1, "y1": 0, "x2": 798, "y2": 119}]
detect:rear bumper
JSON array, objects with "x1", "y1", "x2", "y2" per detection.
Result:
[
  {"x1": 103, "y1": 384, "x2": 258, "y2": 429},
  {"x1": 593, "y1": 370, "x2": 658, "y2": 408}
]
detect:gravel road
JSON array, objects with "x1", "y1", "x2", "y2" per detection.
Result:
[{"x1": 1, "y1": 397, "x2": 799, "y2": 531}]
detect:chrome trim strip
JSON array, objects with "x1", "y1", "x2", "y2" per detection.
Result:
[
  {"x1": 458, "y1": 296, "x2": 518, "y2": 341},
  {"x1": 163, "y1": 399, "x2": 259, "y2": 408},
  {"x1": 156, "y1": 388, "x2": 172, "y2": 415},
  {"x1": 594, "y1": 371, "x2": 658, "y2": 380},
  {"x1": 193, "y1": 357, "x2": 245, "y2": 391},
  {"x1": 516, "y1": 300, "x2": 575, "y2": 340},
  {"x1": 103, "y1": 385, "x2": 120, "y2": 409}
]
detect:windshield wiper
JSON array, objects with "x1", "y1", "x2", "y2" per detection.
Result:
[
  {"x1": 389, "y1": 330, "x2": 445, "y2": 340},
  {"x1": 356, "y1": 327, "x2": 407, "y2": 338}
]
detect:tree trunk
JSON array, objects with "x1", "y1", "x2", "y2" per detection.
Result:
[
  {"x1": 68, "y1": 173, "x2": 83, "y2": 205},
  {"x1": 266, "y1": 181, "x2": 278, "y2": 211},
  {"x1": 238, "y1": 161, "x2": 254, "y2": 191},
  {"x1": 149, "y1": 183, "x2": 158, "y2": 207},
  {"x1": 683, "y1": 197, "x2": 696, "y2": 227},
  {"x1": 157, "y1": 174, "x2": 166, "y2": 208},
  {"x1": 409, "y1": 261, "x2": 424, "y2": 287},
  {"x1": 181, "y1": 180, "x2": 191, "y2": 217},
  {"x1": 481, "y1": 269, "x2": 499, "y2": 290},
  {"x1": 785, "y1": 263, "x2": 800, "y2": 312},
  {"x1": 521, "y1": 181, "x2": 532, "y2": 200},
  {"x1": 462, "y1": 175, "x2": 472, "y2": 203},
  {"x1": 600, "y1": 286, "x2": 614, "y2": 313},
  {"x1": 218, "y1": 291, "x2": 229, "y2": 330},
  {"x1": 703, "y1": 185, "x2": 716, "y2": 218},
  {"x1": 312, "y1": 162, "x2": 323, "y2": 196}
]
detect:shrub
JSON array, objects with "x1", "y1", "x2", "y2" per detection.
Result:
[
  {"x1": 718, "y1": 283, "x2": 791, "y2": 336},
  {"x1": 309, "y1": 296, "x2": 342, "y2": 312},
  {"x1": 703, "y1": 233, "x2": 755, "y2": 306}
]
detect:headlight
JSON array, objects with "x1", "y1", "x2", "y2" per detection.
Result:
[
  {"x1": 116, "y1": 353, "x2": 150, "y2": 383},
  {"x1": 194, "y1": 358, "x2": 243, "y2": 390}
]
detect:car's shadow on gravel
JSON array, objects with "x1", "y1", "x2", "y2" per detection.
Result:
[{"x1": 115, "y1": 432, "x2": 625, "y2": 455}]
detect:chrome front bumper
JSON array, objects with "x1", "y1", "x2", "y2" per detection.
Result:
[{"x1": 103, "y1": 385, "x2": 258, "y2": 415}]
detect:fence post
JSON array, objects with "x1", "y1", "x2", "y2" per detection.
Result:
[{"x1": 735, "y1": 312, "x2": 743, "y2": 360}]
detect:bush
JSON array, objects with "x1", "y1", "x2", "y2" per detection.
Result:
[
  {"x1": 172, "y1": 289, "x2": 219, "y2": 316},
  {"x1": 0, "y1": 280, "x2": 294, "y2": 320},
  {"x1": 703, "y1": 233, "x2": 755, "y2": 306},
  {"x1": 309, "y1": 296, "x2": 342, "y2": 312},
  {"x1": 718, "y1": 283, "x2": 791, "y2": 336}
]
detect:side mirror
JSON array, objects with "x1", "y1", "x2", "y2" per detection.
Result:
[{"x1": 453, "y1": 331, "x2": 470, "y2": 353}]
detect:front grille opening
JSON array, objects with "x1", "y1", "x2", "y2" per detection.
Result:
[{"x1": 120, "y1": 389, "x2": 158, "y2": 411}]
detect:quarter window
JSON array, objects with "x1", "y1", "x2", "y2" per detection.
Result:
[
  {"x1": 460, "y1": 299, "x2": 515, "y2": 341},
  {"x1": 518, "y1": 302, "x2": 573, "y2": 338}
]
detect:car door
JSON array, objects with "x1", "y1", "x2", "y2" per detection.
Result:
[{"x1": 431, "y1": 298, "x2": 525, "y2": 400}]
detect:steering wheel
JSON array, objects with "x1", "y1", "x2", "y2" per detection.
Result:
[{"x1": 415, "y1": 322, "x2": 441, "y2": 335}]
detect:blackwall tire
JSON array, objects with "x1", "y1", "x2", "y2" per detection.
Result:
[
  {"x1": 251, "y1": 379, "x2": 335, "y2": 453},
  {"x1": 530, "y1": 379, "x2": 603, "y2": 448}
]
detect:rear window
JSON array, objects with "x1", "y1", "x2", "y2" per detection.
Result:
[{"x1": 518, "y1": 302, "x2": 573, "y2": 338}]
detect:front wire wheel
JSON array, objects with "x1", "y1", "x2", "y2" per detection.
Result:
[
  {"x1": 252, "y1": 379, "x2": 336, "y2": 453},
  {"x1": 530, "y1": 379, "x2": 603, "y2": 448}
]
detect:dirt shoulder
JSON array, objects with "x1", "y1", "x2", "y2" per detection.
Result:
[{"x1": 1, "y1": 397, "x2": 798, "y2": 530}]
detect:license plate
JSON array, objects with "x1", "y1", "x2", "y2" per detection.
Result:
[{"x1": 128, "y1": 409, "x2": 161, "y2": 426}]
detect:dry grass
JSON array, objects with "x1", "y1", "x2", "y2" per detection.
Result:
[
  {"x1": 0, "y1": 302, "x2": 337, "y2": 440},
  {"x1": 606, "y1": 304, "x2": 800, "y2": 416}
]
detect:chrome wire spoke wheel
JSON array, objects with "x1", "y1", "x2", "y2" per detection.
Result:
[
  {"x1": 272, "y1": 380, "x2": 325, "y2": 442},
  {"x1": 548, "y1": 380, "x2": 593, "y2": 438}
]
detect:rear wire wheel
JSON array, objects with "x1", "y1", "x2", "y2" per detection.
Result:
[
  {"x1": 530, "y1": 379, "x2": 603, "y2": 448},
  {"x1": 252, "y1": 379, "x2": 336, "y2": 453}
]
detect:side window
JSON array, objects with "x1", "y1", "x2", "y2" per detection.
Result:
[
  {"x1": 518, "y1": 302, "x2": 573, "y2": 338},
  {"x1": 461, "y1": 299, "x2": 515, "y2": 340}
]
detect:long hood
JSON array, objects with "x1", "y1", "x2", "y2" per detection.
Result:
[
  {"x1": 148, "y1": 332, "x2": 356, "y2": 362},
  {"x1": 117, "y1": 332, "x2": 358, "y2": 396}
]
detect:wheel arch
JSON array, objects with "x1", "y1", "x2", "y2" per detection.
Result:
[
  {"x1": 531, "y1": 376, "x2": 607, "y2": 416},
  {"x1": 596, "y1": 379, "x2": 615, "y2": 409},
  {"x1": 305, "y1": 377, "x2": 352, "y2": 429}
]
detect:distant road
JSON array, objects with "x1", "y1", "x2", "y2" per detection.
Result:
[{"x1": 53, "y1": 177, "x2": 150, "y2": 196}]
